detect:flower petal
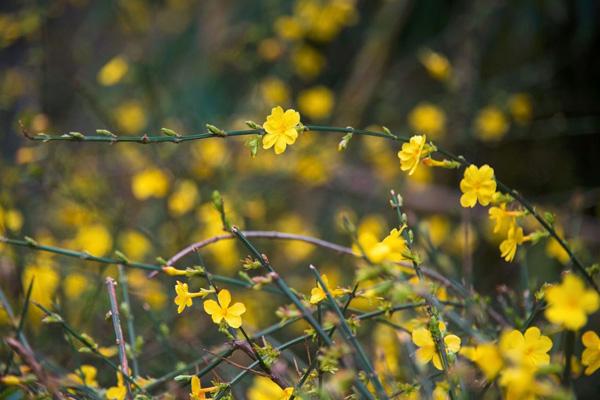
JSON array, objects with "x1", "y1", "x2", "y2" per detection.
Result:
[{"x1": 218, "y1": 289, "x2": 231, "y2": 308}]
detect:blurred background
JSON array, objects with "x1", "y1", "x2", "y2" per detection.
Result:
[{"x1": 1, "y1": 0, "x2": 600, "y2": 397}]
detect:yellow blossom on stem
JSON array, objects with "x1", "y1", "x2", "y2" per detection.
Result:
[
  {"x1": 412, "y1": 327, "x2": 461, "y2": 370},
  {"x1": 309, "y1": 274, "x2": 345, "y2": 304},
  {"x1": 460, "y1": 343, "x2": 503, "y2": 380},
  {"x1": 489, "y1": 204, "x2": 524, "y2": 234},
  {"x1": 203, "y1": 289, "x2": 246, "y2": 328},
  {"x1": 459, "y1": 164, "x2": 497, "y2": 208},
  {"x1": 499, "y1": 327, "x2": 552, "y2": 368},
  {"x1": 174, "y1": 281, "x2": 213, "y2": 314},
  {"x1": 398, "y1": 135, "x2": 428, "y2": 175},
  {"x1": 106, "y1": 372, "x2": 126, "y2": 400},
  {"x1": 499, "y1": 223, "x2": 530, "y2": 262},
  {"x1": 163, "y1": 266, "x2": 187, "y2": 276},
  {"x1": 544, "y1": 274, "x2": 599, "y2": 330},
  {"x1": 190, "y1": 375, "x2": 218, "y2": 400},
  {"x1": 581, "y1": 330, "x2": 600, "y2": 375},
  {"x1": 354, "y1": 228, "x2": 408, "y2": 264},
  {"x1": 247, "y1": 376, "x2": 293, "y2": 400},
  {"x1": 67, "y1": 364, "x2": 98, "y2": 387},
  {"x1": 262, "y1": 106, "x2": 301, "y2": 154}
]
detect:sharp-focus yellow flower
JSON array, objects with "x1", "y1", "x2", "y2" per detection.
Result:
[
  {"x1": 581, "y1": 331, "x2": 600, "y2": 375},
  {"x1": 398, "y1": 135, "x2": 428, "y2": 175},
  {"x1": 499, "y1": 223, "x2": 529, "y2": 262},
  {"x1": 408, "y1": 103, "x2": 446, "y2": 139},
  {"x1": 106, "y1": 372, "x2": 127, "y2": 400},
  {"x1": 412, "y1": 327, "x2": 461, "y2": 370},
  {"x1": 262, "y1": 106, "x2": 301, "y2": 154},
  {"x1": 309, "y1": 274, "x2": 345, "y2": 304},
  {"x1": 418, "y1": 49, "x2": 452, "y2": 81},
  {"x1": 247, "y1": 376, "x2": 293, "y2": 400},
  {"x1": 459, "y1": 164, "x2": 497, "y2": 208},
  {"x1": 97, "y1": 56, "x2": 129, "y2": 86},
  {"x1": 168, "y1": 180, "x2": 199, "y2": 216},
  {"x1": 354, "y1": 228, "x2": 408, "y2": 264},
  {"x1": 544, "y1": 274, "x2": 599, "y2": 330},
  {"x1": 297, "y1": 86, "x2": 334, "y2": 120},
  {"x1": 474, "y1": 106, "x2": 509, "y2": 141},
  {"x1": 131, "y1": 168, "x2": 169, "y2": 200},
  {"x1": 508, "y1": 93, "x2": 533, "y2": 125},
  {"x1": 174, "y1": 281, "x2": 213, "y2": 314},
  {"x1": 67, "y1": 364, "x2": 98, "y2": 387},
  {"x1": 203, "y1": 289, "x2": 246, "y2": 328},
  {"x1": 460, "y1": 343, "x2": 503, "y2": 379},
  {"x1": 499, "y1": 327, "x2": 552, "y2": 368},
  {"x1": 189, "y1": 375, "x2": 218, "y2": 400}
]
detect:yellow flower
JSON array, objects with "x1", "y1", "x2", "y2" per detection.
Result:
[
  {"x1": 354, "y1": 228, "x2": 407, "y2": 264},
  {"x1": 247, "y1": 376, "x2": 293, "y2": 400},
  {"x1": 0, "y1": 207, "x2": 23, "y2": 232},
  {"x1": 131, "y1": 168, "x2": 169, "y2": 200},
  {"x1": 474, "y1": 106, "x2": 509, "y2": 141},
  {"x1": 67, "y1": 364, "x2": 98, "y2": 387},
  {"x1": 459, "y1": 164, "x2": 497, "y2": 208},
  {"x1": 498, "y1": 365, "x2": 536, "y2": 400},
  {"x1": 73, "y1": 223, "x2": 113, "y2": 256},
  {"x1": 297, "y1": 86, "x2": 334, "y2": 120},
  {"x1": 309, "y1": 274, "x2": 345, "y2": 304},
  {"x1": 508, "y1": 93, "x2": 533, "y2": 125},
  {"x1": 418, "y1": 49, "x2": 452, "y2": 81},
  {"x1": 106, "y1": 372, "x2": 127, "y2": 400},
  {"x1": 581, "y1": 330, "x2": 600, "y2": 375},
  {"x1": 174, "y1": 281, "x2": 212, "y2": 314},
  {"x1": 412, "y1": 327, "x2": 461, "y2": 370},
  {"x1": 203, "y1": 289, "x2": 246, "y2": 328},
  {"x1": 499, "y1": 327, "x2": 552, "y2": 368},
  {"x1": 398, "y1": 135, "x2": 428, "y2": 175},
  {"x1": 292, "y1": 45, "x2": 325, "y2": 79},
  {"x1": 488, "y1": 204, "x2": 523, "y2": 234},
  {"x1": 1, "y1": 375, "x2": 21, "y2": 385},
  {"x1": 118, "y1": 230, "x2": 151, "y2": 260},
  {"x1": 544, "y1": 274, "x2": 599, "y2": 330},
  {"x1": 97, "y1": 56, "x2": 129, "y2": 86},
  {"x1": 189, "y1": 375, "x2": 218, "y2": 400},
  {"x1": 460, "y1": 343, "x2": 503, "y2": 379},
  {"x1": 274, "y1": 16, "x2": 303, "y2": 40},
  {"x1": 499, "y1": 223, "x2": 529, "y2": 262},
  {"x1": 64, "y1": 273, "x2": 89, "y2": 300},
  {"x1": 168, "y1": 180, "x2": 199, "y2": 216},
  {"x1": 114, "y1": 101, "x2": 146, "y2": 134},
  {"x1": 260, "y1": 77, "x2": 290, "y2": 106},
  {"x1": 433, "y1": 381, "x2": 450, "y2": 400},
  {"x1": 262, "y1": 106, "x2": 301, "y2": 154},
  {"x1": 408, "y1": 103, "x2": 446, "y2": 139}
]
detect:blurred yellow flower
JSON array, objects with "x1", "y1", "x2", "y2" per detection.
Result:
[
  {"x1": 0, "y1": 207, "x2": 23, "y2": 233},
  {"x1": 474, "y1": 106, "x2": 509, "y2": 141},
  {"x1": 274, "y1": 16, "x2": 303, "y2": 40},
  {"x1": 499, "y1": 327, "x2": 552, "y2": 368},
  {"x1": 73, "y1": 223, "x2": 113, "y2": 256},
  {"x1": 508, "y1": 93, "x2": 533, "y2": 124},
  {"x1": 295, "y1": 154, "x2": 330, "y2": 186},
  {"x1": 433, "y1": 381, "x2": 450, "y2": 400},
  {"x1": 97, "y1": 56, "x2": 129, "y2": 86},
  {"x1": 354, "y1": 228, "x2": 407, "y2": 264},
  {"x1": 489, "y1": 204, "x2": 522, "y2": 235},
  {"x1": 106, "y1": 372, "x2": 126, "y2": 400},
  {"x1": 398, "y1": 134, "x2": 428, "y2": 175},
  {"x1": 408, "y1": 103, "x2": 446, "y2": 139},
  {"x1": 67, "y1": 364, "x2": 98, "y2": 387},
  {"x1": 169, "y1": 179, "x2": 199, "y2": 216},
  {"x1": 423, "y1": 215, "x2": 450, "y2": 247},
  {"x1": 114, "y1": 101, "x2": 147, "y2": 134},
  {"x1": 131, "y1": 168, "x2": 169, "y2": 200},
  {"x1": 412, "y1": 327, "x2": 461, "y2": 370},
  {"x1": 260, "y1": 77, "x2": 290, "y2": 106},
  {"x1": 64, "y1": 272, "x2": 89, "y2": 300},
  {"x1": 297, "y1": 86, "x2": 334, "y2": 120},
  {"x1": 419, "y1": 49, "x2": 452, "y2": 81},
  {"x1": 258, "y1": 38, "x2": 283, "y2": 61},
  {"x1": 544, "y1": 273, "x2": 599, "y2": 330},
  {"x1": 192, "y1": 139, "x2": 229, "y2": 178},
  {"x1": 190, "y1": 375, "x2": 218, "y2": 400},
  {"x1": 498, "y1": 365, "x2": 536, "y2": 400},
  {"x1": 545, "y1": 227, "x2": 570, "y2": 264},
  {"x1": 118, "y1": 230, "x2": 151, "y2": 260},
  {"x1": 460, "y1": 342, "x2": 503, "y2": 379},
  {"x1": 203, "y1": 289, "x2": 246, "y2": 328},
  {"x1": 262, "y1": 106, "x2": 301, "y2": 154},
  {"x1": 459, "y1": 164, "x2": 497, "y2": 208},
  {"x1": 499, "y1": 223, "x2": 528, "y2": 262},
  {"x1": 292, "y1": 45, "x2": 325, "y2": 79},
  {"x1": 309, "y1": 274, "x2": 345, "y2": 304},
  {"x1": 247, "y1": 376, "x2": 293, "y2": 400},
  {"x1": 581, "y1": 330, "x2": 600, "y2": 375}
]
